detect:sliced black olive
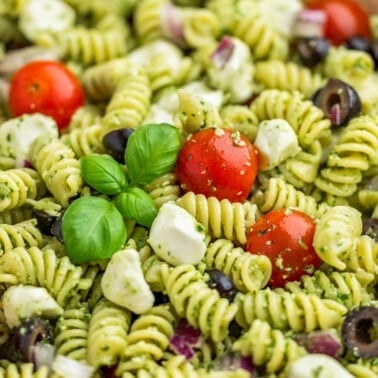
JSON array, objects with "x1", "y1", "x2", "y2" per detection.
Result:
[
  {"x1": 32, "y1": 208, "x2": 58, "y2": 235},
  {"x1": 207, "y1": 269, "x2": 237, "y2": 301},
  {"x1": 345, "y1": 36, "x2": 372, "y2": 55},
  {"x1": 362, "y1": 218, "x2": 378, "y2": 241},
  {"x1": 296, "y1": 37, "x2": 330, "y2": 67},
  {"x1": 15, "y1": 318, "x2": 53, "y2": 363},
  {"x1": 341, "y1": 306, "x2": 378, "y2": 358},
  {"x1": 102, "y1": 128, "x2": 135, "y2": 163},
  {"x1": 312, "y1": 78, "x2": 361, "y2": 126},
  {"x1": 51, "y1": 212, "x2": 64, "y2": 243},
  {"x1": 153, "y1": 291, "x2": 170, "y2": 305}
]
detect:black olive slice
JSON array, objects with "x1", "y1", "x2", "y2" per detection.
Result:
[
  {"x1": 15, "y1": 318, "x2": 53, "y2": 363},
  {"x1": 345, "y1": 36, "x2": 372, "y2": 55},
  {"x1": 341, "y1": 306, "x2": 378, "y2": 358},
  {"x1": 371, "y1": 39, "x2": 378, "y2": 69},
  {"x1": 207, "y1": 269, "x2": 237, "y2": 301},
  {"x1": 296, "y1": 37, "x2": 330, "y2": 68},
  {"x1": 51, "y1": 212, "x2": 64, "y2": 243},
  {"x1": 102, "y1": 128, "x2": 135, "y2": 163},
  {"x1": 362, "y1": 218, "x2": 378, "y2": 241},
  {"x1": 32, "y1": 208, "x2": 58, "y2": 235},
  {"x1": 312, "y1": 78, "x2": 361, "y2": 126}
]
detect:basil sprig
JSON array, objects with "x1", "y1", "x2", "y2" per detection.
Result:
[{"x1": 62, "y1": 123, "x2": 181, "y2": 262}]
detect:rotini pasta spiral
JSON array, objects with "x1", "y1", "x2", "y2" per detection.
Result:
[
  {"x1": 101, "y1": 67, "x2": 151, "y2": 132},
  {"x1": 0, "y1": 219, "x2": 43, "y2": 255},
  {"x1": 87, "y1": 298, "x2": 131, "y2": 367},
  {"x1": 255, "y1": 60, "x2": 325, "y2": 99},
  {"x1": 161, "y1": 263, "x2": 238, "y2": 342},
  {"x1": 0, "y1": 247, "x2": 92, "y2": 306},
  {"x1": 0, "y1": 362, "x2": 50, "y2": 378},
  {"x1": 234, "y1": 289, "x2": 347, "y2": 332},
  {"x1": 203, "y1": 239, "x2": 272, "y2": 293},
  {"x1": 0, "y1": 168, "x2": 46, "y2": 212},
  {"x1": 31, "y1": 137, "x2": 83, "y2": 207},
  {"x1": 233, "y1": 319, "x2": 307, "y2": 374},
  {"x1": 285, "y1": 270, "x2": 373, "y2": 310},
  {"x1": 60, "y1": 123, "x2": 105, "y2": 158},
  {"x1": 67, "y1": 105, "x2": 103, "y2": 131},
  {"x1": 0, "y1": 207, "x2": 32, "y2": 225},
  {"x1": 252, "y1": 177, "x2": 329, "y2": 218},
  {"x1": 116, "y1": 304, "x2": 175, "y2": 376},
  {"x1": 176, "y1": 192, "x2": 258, "y2": 245},
  {"x1": 315, "y1": 115, "x2": 378, "y2": 199},
  {"x1": 313, "y1": 205, "x2": 378, "y2": 274},
  {"x1": 54, "y1": 305, "x2": 90, "y2": 361},
  {"x1": 144, "y1": 173, "x2": 181, "y2": 208},
  {"x1": 251, "y1": 89, "x2": 332, "y2": 149}
]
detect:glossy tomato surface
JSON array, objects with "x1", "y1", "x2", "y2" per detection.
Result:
[
  {"x1": 305, "y1": 0, "x2": 371, "y2": 45},
  {"x1": 9, "y1": 60, "x2": 85, "y2": 131},
  {"x1": 246, "y1": 209, "x2": 321, "y2": 288},
  {"x1": 176, "y1": 128, "x2": 258, "y2": 202}
]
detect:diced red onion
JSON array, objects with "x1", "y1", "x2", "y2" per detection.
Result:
[
  {"x1": 210, "y1": 36, "x2": 235, "y2": 69},
  {"x1": 213, "y1": 352, "x2": 255, "y2": 375},
  {"x1": 52, "y1": 355, "x2": 95, "y2": 378},
  {"x1": 32, "y1": 343, "x2": 56, "y2": 370},
  {"x1": 23, "y1": 160, "x2": 33, "y2": 168},
  {"x1": 294, "y1": 330, "x2": 343, "y2": 359},
  {"x1": 169, "y1": 319, "x2": 202, "y2": 360},
  {"x1": 292, "y1": 9, "x2": 326, "y2": 38},
  {"x1": 161, "y1": 3, "x2": 186, "y2": 47}
]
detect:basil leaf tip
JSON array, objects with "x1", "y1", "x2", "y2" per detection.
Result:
[
  {"x1": 62, "y1": 196, "x2": 127, "y2": 263},
  {"x1": 80, "y1": 154, "x2": 128, "y2": 195},
  {"x1": 125, "y1": 123, "x2": 181, "y2": 185}
]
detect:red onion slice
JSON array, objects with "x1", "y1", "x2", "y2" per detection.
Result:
[
  {"x1": 210, "y1": 36, "x2": 235, "y2": 69},
  {"x1": 292, "y1": 9, "x2": 326, "y2": 38},
  {"x1": 169, "y1": 319, "x2": 202, "y2": 360},
  {"x1": 161, "y1": 3, "x2": 186, "y2": 47},
  {"x1": 213, "y1": 352, "x2": 255, "y2": 375}
]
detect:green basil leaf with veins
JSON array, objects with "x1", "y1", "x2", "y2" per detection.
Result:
[
  {"x1": 125, "y1": 123, "x2": 181, "y2": 185},
  {"x1": 80, "y1": 155, "x2": 127, "y2": 195},
  {"x1": 114, "y1": 187, "x2": 158, "y2": 228},
  {"x1": 62, "y1": 196, "x2": 127, "y2": 263}
]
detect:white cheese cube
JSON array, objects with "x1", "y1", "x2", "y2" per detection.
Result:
[
  {"x1": 288, "y1": 354, "x2": 354, "y2": 378},
  {"x1": 101, "y1": 248, "x2": 154, "y2": 314},
  {"x1": 19, "y1": 0, "x2": 76, "y2": 42},
  {"x1": 148, "y1": 202, "x2": 207, "y2": 265},
  {"x1": 254, "y1": 118, "x2": 300, "y2": 171},
  {"x1": 3, "y1": 286, "x2": 63, "y2": 328},
  {"x1": 0, "y1": 113, "x2": 59, "y2": 167}
]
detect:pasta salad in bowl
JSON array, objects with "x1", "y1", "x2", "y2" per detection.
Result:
[{"x1": 0, "y1": 0, "x2": 377, "y2": 377}]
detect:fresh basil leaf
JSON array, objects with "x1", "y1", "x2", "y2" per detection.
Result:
[
  {"x1": 114, "y1": 187, "x2": 158, "y2": 228},
  {"x1": 62, "y1": 196, "x2": 126, "y2": 263},
  {"x1": 125, "y1": 123, "x2": 181, "y2": 185},
  {"x1": 80, "y1": 155, "x2": 127, "y2": 195}
]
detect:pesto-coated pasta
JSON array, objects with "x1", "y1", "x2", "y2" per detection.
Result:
[
  {"x1": 176, "y1": 191, "x2": 258, "y2": 245},
  {"x1": 144, "y1": 173, "x2": 181, "y2": 208},
  {"x1": 234, "y1": 289, "x2": 347, "y2": 332}
]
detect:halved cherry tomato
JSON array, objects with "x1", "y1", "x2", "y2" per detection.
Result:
[
  {"x1": 9, "y1": 60, "x2": 85, "y2": 131},
  {"x1": 176, "y1": 128, "x2": 258, "y2": 202},
  {"x1": 246, "y1": 209, "x2": 321, "y2": 288},
  {"x1": 305, "y1": 0, "x2": 371, "y2": 45}
]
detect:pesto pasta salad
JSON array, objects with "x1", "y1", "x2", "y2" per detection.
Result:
[{"x1": 0, "y1": 0, "x2": 377, "y2": 377}]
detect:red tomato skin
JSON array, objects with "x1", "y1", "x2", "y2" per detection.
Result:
[
  {"x1": 246, "y1": 209, "x2": 321, "y2": 288},
  {"x1": 176, "y1": 128, "x2": 259, "y2": 202},
  {"x1": 306, "y1": 0, "x2": 371, "y2": 45},
  {"x1": 9, "y1": 60, "x2": 85, "y2": 131}
]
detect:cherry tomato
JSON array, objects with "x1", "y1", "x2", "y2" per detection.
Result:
[
  {"x1": 246, "y1": 209, "x2": 321, "y2": 288},
  {"x1": 305, "y1": 0, "x2": 371, "y2": 45},
  {"x1": 9, "y1": 60, "x2": 85, "y2": 131},
  {"x1": 176, "y1": 128, "x2": 259, "y2": 202}
]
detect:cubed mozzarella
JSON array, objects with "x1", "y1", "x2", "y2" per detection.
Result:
[
  {"x1": 101, "y1": 248, "x2": 154, "y2": 314},
  {"x1": 287, "y1": 354, "x2": 354, "y2": 378},
  {"x1": 254, "y1": 118, "x2": 300, "y2": 171},
  {"x1": 148, "y1": 202, "x2": 207, "y2": 265},
  {"x1": 0, "y1": 113, "x2": 58, "y2": 167},
  {"x1": 19, "y1": 0, "x2": 76, "y2": 42},
  {"x1": 3, "y1": 285, "x2": 63, "y2": 328}
]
